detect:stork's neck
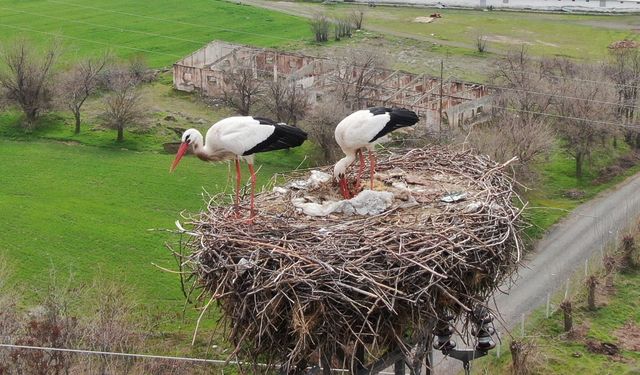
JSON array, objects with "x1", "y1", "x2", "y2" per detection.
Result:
[
  {"x1": 188, "y1": 131, "x2": 208, "y2": 161},
  {"x1": 334, "y1": 153, "x2": 356, "y2": 180}
]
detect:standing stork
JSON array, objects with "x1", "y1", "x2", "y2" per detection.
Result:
[
  {"x1": 334, "y1": 107, "x2": 419, "y2": 199},
  {"x1": 170, "y1": 116, "x2": 307, "y2": 220}
]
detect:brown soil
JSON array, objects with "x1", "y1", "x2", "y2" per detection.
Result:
[{"x1": 614, "y1": 322, "x2": 640, "y2": 351}]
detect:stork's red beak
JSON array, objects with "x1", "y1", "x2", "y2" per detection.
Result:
[{"x1": 170, "y1": 142, "x2": 189, "y2": 172}]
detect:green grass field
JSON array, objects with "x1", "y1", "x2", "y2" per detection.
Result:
[
  {"x1": 0, "y1": 0, "x2": 313, "y2": 67},
  {"x1": 0, "y1": 137, "x2": 309, "y2": 305},
  {"x1": 298, "y1": 2, "x2": 640, "y2": 60}
]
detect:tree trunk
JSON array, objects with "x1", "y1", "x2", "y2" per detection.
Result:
[
  {"x1": 586, "y1": 276, "x2": 598, "y2": 310},
  {"x1": 510, "y1": 341, "x2": 522, "y2": 375},
  {"x1": 74, "y1": 111, "x2": 81, "y2": 134},
  {"x1": 575, "y1": 152, "x2": 583, "y2": 179},
  {"x1": 24, "y1": 108, "x2": 38, "y2": 132},
  {"x1": 560, "y1": 300, "x2": 573, "y2": 332},
  {"x1": 117, "y1": 125, "x2": 124, "y2": 142}
]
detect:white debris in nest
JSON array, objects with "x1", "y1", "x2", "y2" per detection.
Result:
[
  {"x1": 463, "y1": 201, "x2": 504, "y2": 213},
  {"x1": 292, "y1": 190, "x2": 395, "y2": 217},
  {"x1": 284, "y1": 170, "x2": 332, "y2": 191},
  {"x1": 272, "y1": 186, "x2": 289, "y2": 195}
]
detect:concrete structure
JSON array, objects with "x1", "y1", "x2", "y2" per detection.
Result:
[
  {"x1": 362, "y1": 0, "x2": 640, "y2": 12},
  {"x1": 173, "y1": 41, "x2": 492, "y2": 131}
]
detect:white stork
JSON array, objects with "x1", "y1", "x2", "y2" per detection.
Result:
[
  {"x1": 170, "y1": 116, "x2": 307, "y2": 220},
  {"x1": 334, "y1": 107, "x2": 419, "y2": 199}
]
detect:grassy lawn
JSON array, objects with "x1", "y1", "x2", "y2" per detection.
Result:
[
  {"x1": 471, "y1": 269, "x2": 640, "y2": 374},
  {"x1": 0, "y1": 0, "x2": 313, "y2": 67},
  {"x1": 0, "y1": 135, "x2": 309, "y2": 303},
  {"x1": 299, "y1": 2, "x2": 639, "y2": 59}
]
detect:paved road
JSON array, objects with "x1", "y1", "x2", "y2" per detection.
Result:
[{"x1": 433, "y1": 171, "x2": 640, "y2": 374}]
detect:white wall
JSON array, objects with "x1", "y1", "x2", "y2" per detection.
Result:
[{"x1": 363, "y1": 0, "x2": 640, "y2": 12}]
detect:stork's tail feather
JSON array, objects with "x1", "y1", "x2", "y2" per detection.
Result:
[{"x1": 389, "y1": 108, "x2": 420, "y2": 126}]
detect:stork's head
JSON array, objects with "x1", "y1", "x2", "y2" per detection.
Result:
[{"x1": 170, "y1": 129, "x2": 203, "y2": 172}]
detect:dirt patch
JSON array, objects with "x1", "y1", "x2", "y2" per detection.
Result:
[
  {"x1": 563, "y1": 188, "x2": 585, "y2": 200},
  {"x1": 535, "y1": 39, "x2": 559, "y2": 48},
  {"x1": 614, "y1": 322, "x2": 640, "y2": 351},
  {"x1": 585, "y1": 340, "x2": 620, "y2": 356},
  {"x1": 57, "y1": 140, "x2": 82, "y2": 146},
  {"x1": 413, "y1": 16, "x2": 434, "y2": 23},
  {"x1": 485, "y1": 35, "x2": 532, "y2": 45},
  {"x1": 567, "y1": 321, "x2": 590, "y2": 341}
]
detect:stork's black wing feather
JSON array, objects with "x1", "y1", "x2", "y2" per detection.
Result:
[
  {"x1": 369, "y1": 107, "x2": 420, "y2": 143},
  {"x1": 243, "y1": 123, "x2": 308, "y2": 155}
]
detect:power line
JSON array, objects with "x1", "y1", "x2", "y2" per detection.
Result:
[
  {"x1": 486, "y1": 66, "x2": 640, "y2": 90},
  {"x1": 0, "y1": 343, "x2": 398, "y2": 374},
  {"x1": 487, "y1": 85, "x2": 640, "y2": 111},
  {"x1": 492, "y1": 105, "x2": 640, "y2": 130},
  {"x1": 42, "y1": 0, "x2": 304, "y2": 43}
]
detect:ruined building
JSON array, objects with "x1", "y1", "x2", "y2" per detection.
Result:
[{"x1": 173, "y1": 41, "x2": 492, "y2": 131}]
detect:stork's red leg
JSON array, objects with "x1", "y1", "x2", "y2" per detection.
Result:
[
  {"x1": 234, "y1": 158, "x2": 241, "y2": 210},
  {"x1": 354, "y1": 149, "x2": 365, "y2": 194},
  {"x1": 247, "y1": 163, "x2": 257, "y2": 222},
  {"x1": 368, "y1": 150, "x2": 376, "y2": 190},
  {"x1": 339, "y1": 177, "x2": 352, "y2": 199}
]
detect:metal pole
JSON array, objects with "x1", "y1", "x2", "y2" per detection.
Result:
[{"x1": 439, "y1": 60, "x2": 443, "y2": 135}]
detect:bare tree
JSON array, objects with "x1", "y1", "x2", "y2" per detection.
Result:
[
  {"x1": 475, "y1": 47, "x2": 554, "y2": 176},
  {"x1": 470, "y1": 113, "x2": 554, "y2": 176},
  {"x1": 222, "y1": 61, "x2": 263, "y2": 116},
  {"x1": 476, "y1": 34, "x2": 488, "y2": 53},
  {"x1": 552, "y1": 61, "x2": 617, "y2": 178},
  {"x1": 349, "y1": 9, "x2": 365, "y2": 30},
  {"x1": 57, "y1": 54, "x2": 109, "y2": 134},
  {"x1": 78, "y1": 281, "x2": 142, "y2": 374},
  {"x1": 102, "y1": 70, "x2": 145, "y2": 142},
  {"x1": 310, "y1": 13, "x2": 330, "y2": 43},
  {"x1": 331, "y1": 50, "x2": 387, "y2": 109},
  {"x1": 301, "y1": 97, "x2": 350, "y2": 164},
  {"x1": 491, "y1": 47, "x2": 554, "y2": 114},
  {"x1": 605, "y1": 46, "x2": 640, "y2": 148},
  {"x1": 0, "y1": 39, "x2": 60, "y2": 131},
  {"x1": 334, "y1": 17, "x2": 353, "y2": 41},
  {"x1": 263, "y1": 78, "x2": 310, "y2": 126}
]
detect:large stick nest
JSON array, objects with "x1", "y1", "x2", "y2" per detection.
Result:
[{"x1": 177, "y1": 147, "x2": 523, "y2": 371}]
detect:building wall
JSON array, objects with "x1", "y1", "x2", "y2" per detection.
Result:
[
  {"x1": 173, "y1": 41, "x2": 493, "y2": 128},
  {"x1": 362, "y1": 0, "x2": 640, "y2": 11}
]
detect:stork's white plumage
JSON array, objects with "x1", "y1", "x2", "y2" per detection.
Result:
[
  {"x1": 334, "y1": 107, "x2": 419, "y2": 198},
  {"x1": 170, "y1": 116, "x2": 307, "y2": 221}
]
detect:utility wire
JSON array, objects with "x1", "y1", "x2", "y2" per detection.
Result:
[
  {"x1": 0, "y1": 343, "x2": 400, "y2": 374},
  {"x1": 485, "y1": 66, "x2": 640, "y2": 90}
]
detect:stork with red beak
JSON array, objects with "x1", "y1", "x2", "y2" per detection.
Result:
[
  {"x1": 334, "y1": 107, "x2": 419, "y2": 199},
  {"x1": 170, "y1": 116, "x2": 307, "y2": 220}
]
